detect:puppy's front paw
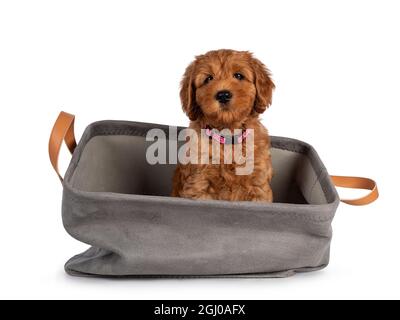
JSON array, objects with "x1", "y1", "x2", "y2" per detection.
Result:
[
  {"x1": 246, "y1": 186, "x2": 273, "y2": 203},
  {"x1": 192, "y1": 194, "x2": 215, "y2": 200}
]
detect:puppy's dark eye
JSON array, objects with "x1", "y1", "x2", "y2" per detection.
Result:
[
  {"x1": 234, "y1": 73, "x2": 245, "y2": 80},
  {"x1": 204, "y1": 75, "x2": 213, "y2": 84}
]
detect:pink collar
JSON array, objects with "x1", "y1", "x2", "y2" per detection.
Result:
[{"x1": 204, "y1": 126, "x2": 251, "y2": 144}]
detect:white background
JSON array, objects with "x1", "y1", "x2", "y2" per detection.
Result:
[{"x1": 0, "y1": 0, "x2": 399, "y2": 300}]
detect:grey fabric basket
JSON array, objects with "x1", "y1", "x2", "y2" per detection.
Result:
[{"x1": 52, "y1": 115, "x2": 344, "y2": 279}]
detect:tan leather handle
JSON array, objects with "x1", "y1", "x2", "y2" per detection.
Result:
[
  {"x1": 331, "y1": 175, "x2": 378, "y2": 205},
  {"x1": 49, "y1": 111, "x2": 77, "y2": 182}
]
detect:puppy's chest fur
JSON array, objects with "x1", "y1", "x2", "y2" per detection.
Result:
[{"x1": 172, "y1": 124, "x2": 273, "y2": 201}]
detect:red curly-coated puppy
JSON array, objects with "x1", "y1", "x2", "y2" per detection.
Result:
[{"x1": 172, "y1": 49, "x2": 275, "y2": 202}]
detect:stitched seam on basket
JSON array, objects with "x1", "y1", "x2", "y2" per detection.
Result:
[
  {"x1": 91, "y1": 128, "x2": 162, "y2": 138},
  {"x1": 314, "y1": 168, "x2": 332, "y2": 203},
  {"x1": 66, "y1": 265, "x2": 326, "y2": 278},
  {"x1": 308, "y1": 167, "x2": 326, "y2": 202},
  {"x1": 271, "y1": 144, "x2": 305, "y2": 153},
  {"x1": 319, "y1": 169, "x2": 331, "y2": 203},
  {"x1": 74, "y1": 195, "x2": 334, "y2": 223}
]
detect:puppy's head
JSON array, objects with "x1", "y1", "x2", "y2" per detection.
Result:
[{"x1": 180, "y1": 49, "x2": 275, "y2": 126}]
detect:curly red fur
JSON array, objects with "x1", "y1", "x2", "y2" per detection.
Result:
[{"x1": 172, "y1": 49, "x2": 275, "y2": 202}]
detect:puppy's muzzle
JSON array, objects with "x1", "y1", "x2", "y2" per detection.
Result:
[{"x1": 215, "y1": 90, "x2": 232, "y2": 104}]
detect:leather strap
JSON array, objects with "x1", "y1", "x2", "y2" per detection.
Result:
[
  {"x1": 331, "y1": 175, "x2": 378, "y2": 206},
  {"x1": 49, "y1": 111, "x2": 77, "y2": 182}
]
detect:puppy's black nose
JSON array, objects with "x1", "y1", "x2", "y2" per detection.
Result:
[{"x1": 215, "y1": 90, "x2": 232, "y2": 103}]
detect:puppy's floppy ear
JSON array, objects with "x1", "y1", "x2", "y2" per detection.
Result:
[
  {"x1": 180, "y1": 62, "x2": 202, "y2": 121},
  {"x1": 250, "y1": 55, "x2": 275, "y2": 114}
]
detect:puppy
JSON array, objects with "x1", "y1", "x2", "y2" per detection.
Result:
[{"x1": 172, "y1": 49, "x2": 275, "y2": 202}]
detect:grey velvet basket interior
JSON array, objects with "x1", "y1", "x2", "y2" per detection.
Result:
[{"x1": 70, "y1": 131, "x2": 332, "y2": 205}]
